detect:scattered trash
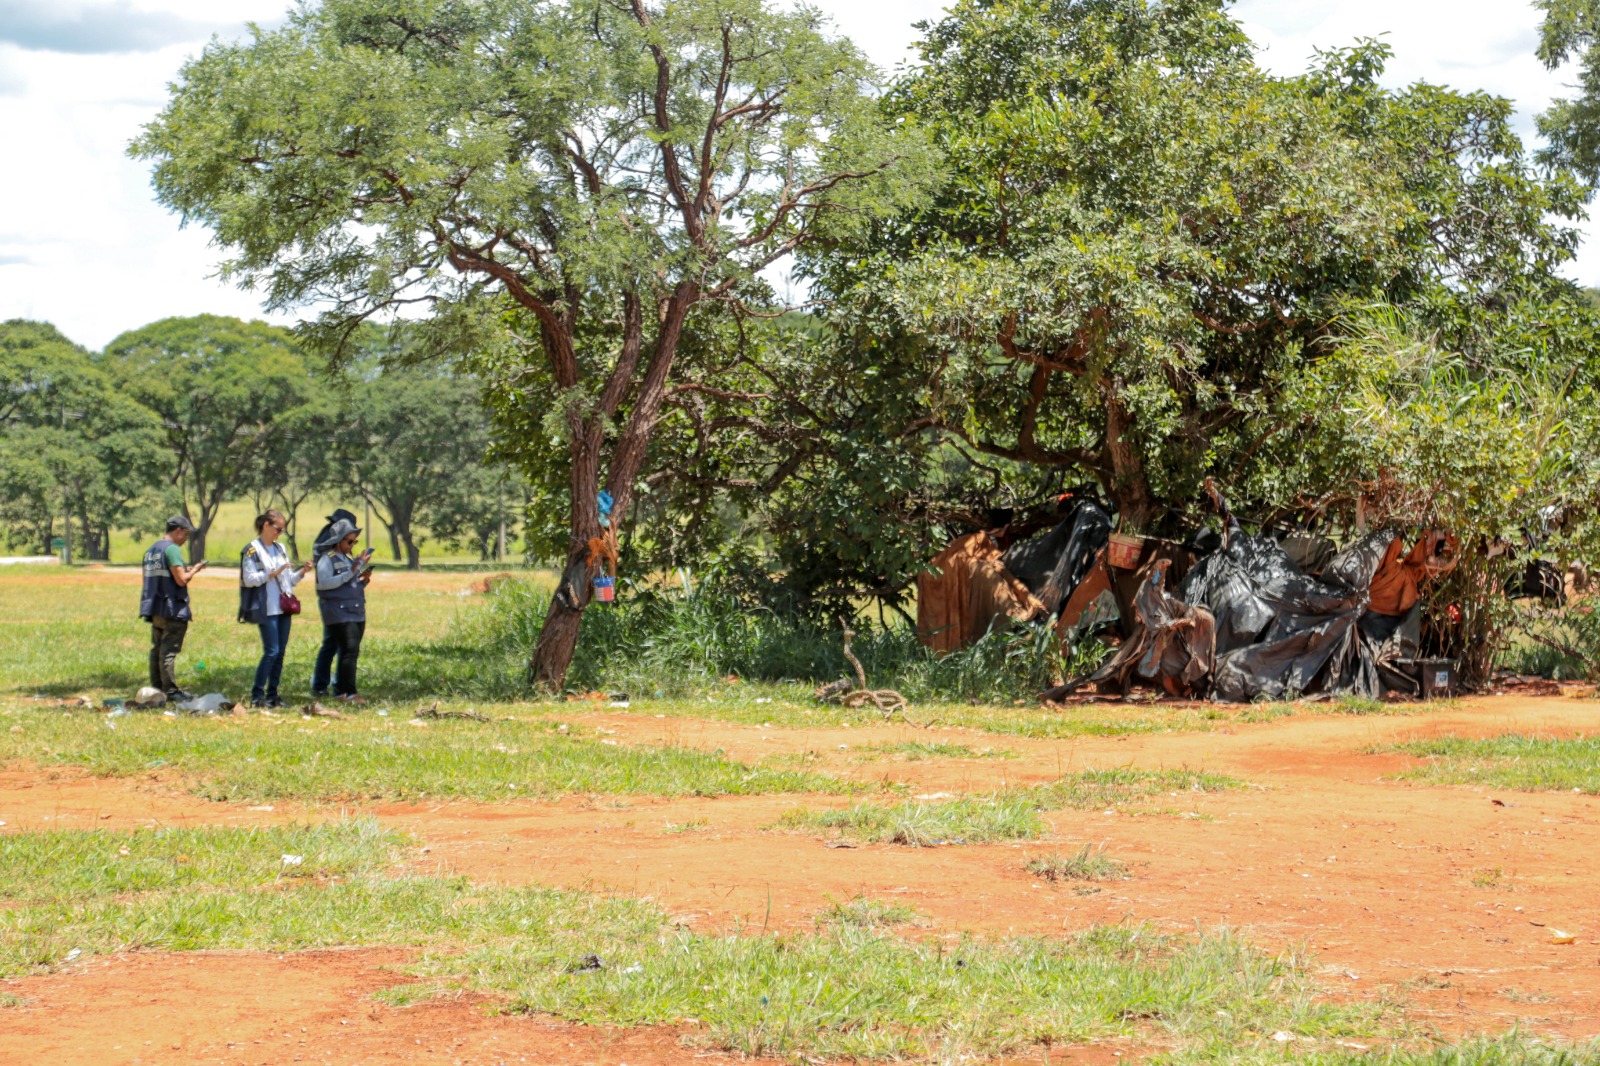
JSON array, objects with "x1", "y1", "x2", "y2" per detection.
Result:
[
  {"x1": 1272, "y1": 1032, "x2": 1297, "y2": 1044},
  {"x1": 754, "y1": 697, "x2": 772, "y2": 704},
  {"x1": 301, "y1": 702, "x2": 343, "y2": 719},
  {"x1": 414, "y1": 702, "x2": 488, "y2": 722},
  {"x1": 129, "y1": 687, "x2": 166, "y2": 710},
  {"x1": 64, "y1": 949, "x2": 81, "y2": 962},
  {"x1": 248, "y1": 805, "x2": 275, "y2": 812},
  {"x1": 101, "y1": 698, "x2": 126, "y2": 711},
  {"x1": 1549, "y1": 928, "x2": 1577, "y2": 945},
  {"x1": 568, "y1": 954, "x2": 605, "y2": 973},
  {"x1": 376, "y1": 709, "x2": 388, "y2": 717},
  {"x1": 117, "y1": 846, "x2": 130, "y2": 856},
  {"x1": 621, "y1": 964, "x2": 643, "y2": 974},
  {"x1": 824, "y1": 841, "x2": 856, "y2": 849},
  {"x1": 175, "y1": 693, "x2": 234, "y2": 715},
  {"x1": 281, "y1": 854, "x2": 304, "y2": 866}
]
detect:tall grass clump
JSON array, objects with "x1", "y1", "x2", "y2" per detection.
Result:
[{"x1": 456, "y1": 576, "x2": 1108, "y2": 702}]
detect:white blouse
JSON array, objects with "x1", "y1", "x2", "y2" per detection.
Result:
[{"x1": 242, "y1": 538, "x2": 306, "y2": 617}]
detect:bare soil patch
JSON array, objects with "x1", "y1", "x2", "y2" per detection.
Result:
[
  {"x1": 4, "y1": 694, "x2": 1600, "y2": 1056},
  {"x1": 0, "y1": 948, "x2": 786, "y2": 1066}
]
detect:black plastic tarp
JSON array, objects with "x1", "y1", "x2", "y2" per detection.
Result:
[
  {"x1": 1177, "y1": 528, "x2": 1400, "y2": 702},
  {"x1": 1002, "y1": 500, "x2": 1113, "y2": 614}
]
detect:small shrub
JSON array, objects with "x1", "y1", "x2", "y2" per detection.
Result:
[
  {"x1": 1026, "y1": 844, "x2": 1129, "y2": 883},
  {"x1": 816, "y1": 895, "x2": 922, "y2": 928}
]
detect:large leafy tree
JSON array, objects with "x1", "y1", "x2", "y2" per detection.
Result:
[
  {"x1": 101, "y1": 315, "x2": 313, "y2": 562},
  {"x1": 133, "y1": 0, "x2": 926, "y2": 686},
  {"x1": 796, "y1": 4, "x2": 1587, "y2": 547},
  {"x1": 0, "y1": 321, "x2": 165, "y2": 559},
  {"x1": 806, "y1": 0, "x2": 1408, "y2": 534}
]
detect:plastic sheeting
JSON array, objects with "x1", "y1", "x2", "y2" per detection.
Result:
[
  {"x1": 1002, "y1": 500, "x2": 1113, "y2": 615},
  {"x1": 1068, "y1": 559, "x2": 1215, "y2": 698},
  {"x1": 917, "y1": 533, "x2": 1044, "y2": 653},
  {"x1": 1052, "y1": 527, "x2": 1411, "y2": 703},
  {"x1": 1177, "y1": 528, "x2": 1398, "y2": 702}
]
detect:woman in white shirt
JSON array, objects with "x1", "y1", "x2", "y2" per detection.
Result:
[{"x1": 239, "y1": 508, "x2": 312, "y2": 707}]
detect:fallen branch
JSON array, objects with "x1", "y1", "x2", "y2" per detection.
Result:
[{"x1": 812, "y1": 617, "x2": 909, "y2": 718}]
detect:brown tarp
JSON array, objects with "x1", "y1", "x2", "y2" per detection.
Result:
[
  {"x1": 1050, "y1": 558, "x2": 1216, "y2": 699},
  {"x1": 917, "y1": 532, "x2": 1044, "y2": 653},
  {"x1": 1368, "y1": 530, "x2": 1458, "y2": 617}
]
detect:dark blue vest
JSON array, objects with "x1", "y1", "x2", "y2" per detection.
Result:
[
  {"x1": 318, "y1": 553, "x2": 366, "y2": 624},
  {"x1": 139, "y1": 538, "x2": 190, "y2": 622}
]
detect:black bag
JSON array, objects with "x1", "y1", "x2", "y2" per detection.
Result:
[{"x1": 238, "y1": 545, "x2": 268, "y2": 624}]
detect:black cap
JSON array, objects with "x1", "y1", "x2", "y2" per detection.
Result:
[{"x1": 166, "y1": 514, "x2": 196, "y2": 532}]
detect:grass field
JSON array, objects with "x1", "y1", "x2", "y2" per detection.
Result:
[
  {"x1": 1380, "y1": 734, "x2": 1600, "y2": 794},
  {"x1": 4, "y1": 568, "x2": 1600, "y2": 1064}
]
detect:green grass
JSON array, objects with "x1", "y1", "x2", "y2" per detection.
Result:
[
  {"x1": 0, "y1": 818, "x2": 403, "y2": 903},
  {"x1": 0, "y1": 564, "x2": 552, "y2": 702},
  {"x1": 776, "y1": 769, "x2": 1242, "y2": 845},
  {"x1": 0, "y1": 709, "x2": 856, "y2": 803},
  {"x1": 816, "y1": 895, "x2": 924, "y2": 929},
  {"x1": 1377, "y1": 734, "x2": 1600, "y2": 794},
  {"x1": 0, "y1": 853, "x2": 1392, "y2": 1064},
  {"x1": 1026, "y1": 844, "x2": 1130, "y2": 883}
]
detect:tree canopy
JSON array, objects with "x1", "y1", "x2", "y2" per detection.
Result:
[
  {"x1": 0, "y1": 321, "x2": 165, "y2": 560},
  {"x1": 134, "y1": 0, "x2": 930, "y2": 685}
]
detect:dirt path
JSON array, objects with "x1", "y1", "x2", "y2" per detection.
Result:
[
  {"x1": 3, "y1": 695, "x2": 1598, "y2": 1058},
  {"x1": 0, "y1": 948, "x2": 793, "y2": 1066}
]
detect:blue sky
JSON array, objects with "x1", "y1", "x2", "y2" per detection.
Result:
[{"x1": 0, "y1": 0, "x2": 1588, "y2": 349}]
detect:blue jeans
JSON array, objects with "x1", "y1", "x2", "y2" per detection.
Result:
[{"x1": 252, "y1": 614, "x2": 293, "y2": 703}]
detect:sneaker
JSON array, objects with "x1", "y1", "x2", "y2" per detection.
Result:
[
  {"x1": 266, "y1": 697, "x2": 285, "y2": 709},
  {"x1": 166, "y1": 689, "x2": 196, "y2": 703},
  {"x1": 310, "y1": 690, "x2": 330, "y2": 699},
  {"x1": 337, "y1": 694, "x2": 368, "y2": 705},
  {"x1": 249, "y1": 700, "x2": 271, "y2": 710}
]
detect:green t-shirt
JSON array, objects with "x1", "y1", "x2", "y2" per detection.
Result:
[{"x1": 164, "y1": 543, "x2": 186, "y2": 571}]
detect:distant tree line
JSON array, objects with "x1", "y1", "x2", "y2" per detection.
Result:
[{"x1": 0, "y1": 315, "x2": 524, "y2": 567}]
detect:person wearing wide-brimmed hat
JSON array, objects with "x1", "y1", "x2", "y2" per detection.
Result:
[
  {"x1": 139, "y1": 514, "x2": 209, "y2": 701},
  {"x1": 312, "y1": 518, "x2": 374, "y2": 702}
]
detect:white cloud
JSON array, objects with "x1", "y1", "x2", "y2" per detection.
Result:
[
  {"x1": 0, "y1": 0, "x2": 220, "y2": 54},
  {"x1": 0, "y1": 1, "x2": 1593, "y2": 351}
]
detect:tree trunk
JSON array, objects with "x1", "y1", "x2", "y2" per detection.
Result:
[
  {"x1": 1102, "y1": 381, "x2": 1157, "y2": 532},
  {"x1": 529, "y1": 436, "x2": 605, "y2": 689},
  {"x1": 402, "y1": 530, "x2": 420, "y2": 570},
  {"x1": 387, "y1": 526, "x2": 402, "y2": 562},
  {"x1": 526, "y1": 285, "x2": 696, "y2": 690}
]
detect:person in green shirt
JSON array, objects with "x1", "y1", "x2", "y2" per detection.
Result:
[{"x1": 139, "y1": 515, "x2": 209, "y2": 701}]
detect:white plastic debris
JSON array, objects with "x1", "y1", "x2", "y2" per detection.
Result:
[{"x1": 281, "y1": 854, "x2": 304, "y2": 866}]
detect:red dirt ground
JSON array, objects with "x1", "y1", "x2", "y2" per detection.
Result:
[{"x1": 3, "y1": 695, "x2": 1598, "y2": 1063}]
